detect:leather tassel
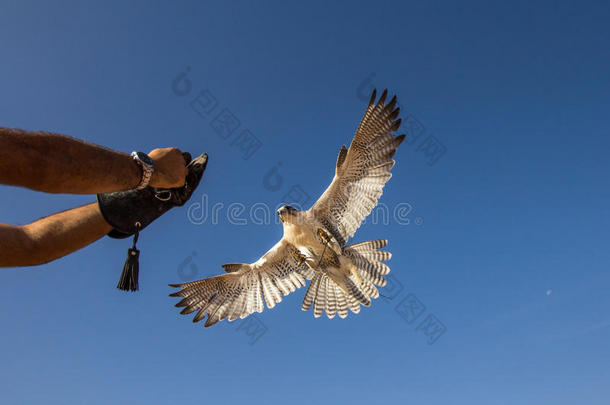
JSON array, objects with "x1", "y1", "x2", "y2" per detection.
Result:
[{"x1": 117, "y1": 225, "x2": 141, "y2": 291}]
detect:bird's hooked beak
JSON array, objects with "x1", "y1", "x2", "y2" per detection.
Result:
[
  {"x1": 277, "y1": 207, "x2": 287, "y2": 222},
  {"x1": 278, "y1": 205, "x2": 295, "y2": 223}
]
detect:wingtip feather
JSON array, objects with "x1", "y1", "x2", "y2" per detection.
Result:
[
  {"x1": 181, "y1": 307, "x2": 195, "y2": 315},
  {"x1": 379, "y1": 89, "x2": 388, "y2": 105},
  {"x1": 386, "y1": 95, "x2": 397, "y2": 111},
  {"x1": 368, "y1": 89, "x2": 377, "y2": 105},
  {"x1": 391, "y1": 118, "x2": 402, "y2": 132},
  {"x1": 389, "y1": 107, "x2": 400, "y2": 121}
]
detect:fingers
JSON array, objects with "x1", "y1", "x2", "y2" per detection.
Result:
[{"x1": 148, "y1": 147, "x2": 190, "y2": 189}]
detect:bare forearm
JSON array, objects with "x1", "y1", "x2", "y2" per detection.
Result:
[
  {"x1": 0, "y1": 203, "x2": 112, "y2": 267},
  {"x1": 0, "y1": 128, "x2": 141, "y2": 193}
]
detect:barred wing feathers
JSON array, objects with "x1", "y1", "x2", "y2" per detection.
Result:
[
  {"x1": 169, "y1": 240, "x2": 314, "y2": 327},
  {"x1": 309, "y1": 89, "x2": 405, "y2": 246}
]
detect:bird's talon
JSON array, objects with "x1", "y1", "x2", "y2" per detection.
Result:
[
  {"x1": 291, "y1": 250, "x2": 306, "y2": 265},
  {"x1": 317, "y1": 228, "x2": 331, "y2": 244}
]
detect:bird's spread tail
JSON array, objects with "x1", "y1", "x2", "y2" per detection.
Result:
[{"x1": 301, "y1": 239, "x2": 391, "y2": 319}]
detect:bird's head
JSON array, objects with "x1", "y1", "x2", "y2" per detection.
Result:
[{"x1": 277, "y1": 205, "x2": 299, "y2": 224}]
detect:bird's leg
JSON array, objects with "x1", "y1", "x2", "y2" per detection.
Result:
[
  {"x1": 315, "y1": 228, "x2": 334, "y2": 269},
  {"x1": 291, "y1": 250, "x2": 307, "y2": 266}
]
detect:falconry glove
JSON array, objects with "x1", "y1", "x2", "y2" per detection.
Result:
[{"x1": 97, "y1": 152, "x2": 208, "y2": 291}]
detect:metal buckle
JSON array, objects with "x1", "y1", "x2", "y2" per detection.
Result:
[{"x1": 154, "y1": 190, "x2": 172, "y2": 201}]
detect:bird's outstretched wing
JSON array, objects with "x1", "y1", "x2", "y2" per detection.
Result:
[
  {"x1": 169, "y1": 240, "x2": 314, "y2": 327},
  {"x1": 309, "y1": 89, "x2": 405, "y2": 246}
]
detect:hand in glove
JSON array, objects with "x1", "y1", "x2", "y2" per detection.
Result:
[{"x1": 97, "y1": 152, "x2": 208, "y2": 291}]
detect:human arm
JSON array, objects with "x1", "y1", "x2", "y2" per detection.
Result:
[
  {"x1": 0, "y1": 153, "x2": 208, "y2": 269},
  {"x1": 0, "y1": 203, "x2": 112, "y2": 267},
  {"x1": 0, "y1": 128, "x2": 188, "y2": 194}
]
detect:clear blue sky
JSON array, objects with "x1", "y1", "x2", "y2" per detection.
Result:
[{"x1": 1, "y1": 1, "x2": 609, "y2": 404}]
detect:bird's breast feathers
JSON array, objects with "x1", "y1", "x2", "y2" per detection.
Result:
[{"x1": 283, "y1": 219, "x2": 335, "y2": 249}]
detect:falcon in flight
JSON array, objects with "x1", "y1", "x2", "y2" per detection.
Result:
[{"x1": 170, "y1": 89, "x2": 405, "y2": 327}]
